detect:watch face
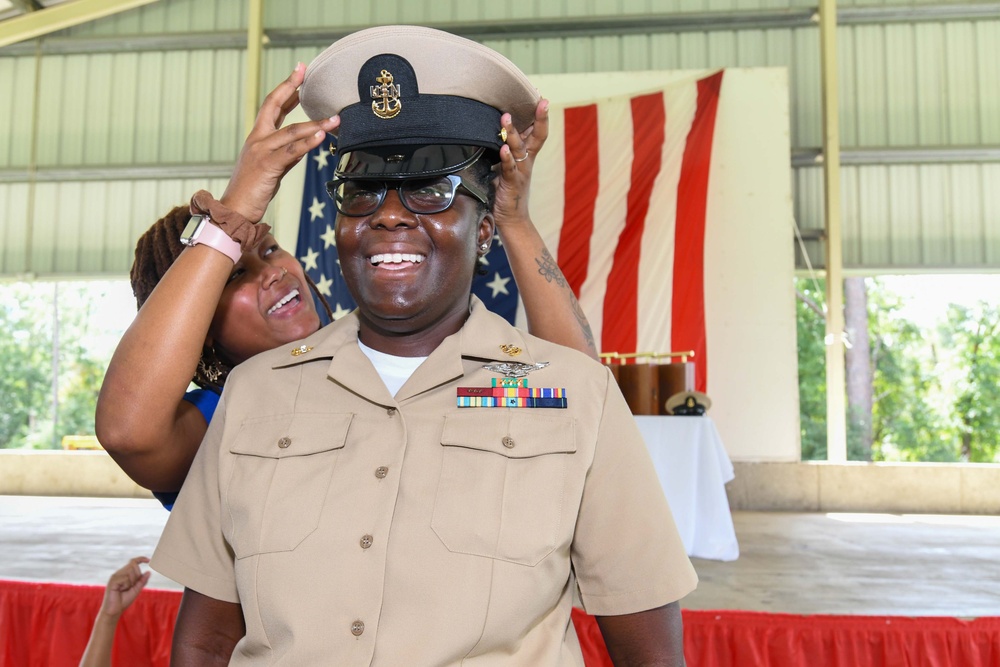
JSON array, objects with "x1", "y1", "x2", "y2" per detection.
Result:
[{"x1": 180, "y1": 215, "x2": 208, "y2": 246}]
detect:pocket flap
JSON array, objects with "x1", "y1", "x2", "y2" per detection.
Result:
[
  {"x1": 441, "y1": 412, "x2": 576, "y2": 459},
  {"x1": 230, "y1": 413, "x2": 353, "y2": 458}
]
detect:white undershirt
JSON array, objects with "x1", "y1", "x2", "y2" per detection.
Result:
[{"x1": 357, "y1": 339, "x2": 428, "y2": 397}]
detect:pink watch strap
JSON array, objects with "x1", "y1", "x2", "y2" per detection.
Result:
[{"x1": 195, "y1": 219, "x2": 243, "y2": 264}]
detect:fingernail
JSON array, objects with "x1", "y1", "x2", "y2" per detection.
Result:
[{"x1": 329, "y1": 115, "x2": 339, "y2": 123}]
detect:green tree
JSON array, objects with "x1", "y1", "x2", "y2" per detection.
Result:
[
  {"x1": 51, "y1": 283, "x2": 106, "y2": 445},
  {"x1": 795, "y1": 278, "x2": 827, "y2": 460},
  {"x1": 58, "y1": 356, "x2": 104, "y2": 439},
  {"x1": 867, "y1": 280, "x2": 953, "y2": 462},
  {"x1": 0, "y1": 284, "x2": 53, "y2": 448},
  {"x1": 941, "y1": 302, "x2": 1000, "y2": 463},
  {"x1": 0, "y1": 281, "x2": 126, "y2": 449}
]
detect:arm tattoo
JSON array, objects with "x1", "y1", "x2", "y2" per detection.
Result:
[
  {"x1": 535, "y1": 248, "x2": 567, "y2": 287},
  {"x1": 536, "y1": 248, "x2": 596, "y2": 353},
  {"x1": 569, "y1": 290, "x2": 597, "y2": 353}
]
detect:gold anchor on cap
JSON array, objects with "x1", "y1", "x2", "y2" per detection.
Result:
[
  {"x1": 328, "y1": 142, "x2": 337, "y2": 156},
  {"x1": 291, "y1": 345, "x2": 314, "y2": 357},
  {"x1": 499, "y1": 127, "x2": 508, "y2": 142},
  {"x1": 370, "y1": 69, "x2": 402, "y2": 119},
  {"x1": 500, "y1": 344, "x2": 522, "y2": 357}
]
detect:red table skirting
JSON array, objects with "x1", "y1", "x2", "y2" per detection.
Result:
[{"x1": 3, "y1": 579, "x2": 998, "y2": 666}]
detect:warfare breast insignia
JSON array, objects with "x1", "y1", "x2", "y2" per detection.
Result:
[
  {"x1": 483, "y1": 361, "x2": 548, "y2": 379},
  {"x1": 370, "y1": 69, "x2": 402, "y2": 119},
  {"x1": 456, "y1": 361, "x2": 567, "y2": 409}
]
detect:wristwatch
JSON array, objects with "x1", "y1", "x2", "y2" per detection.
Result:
[{"x1": 179, "y1": 214, "x2": 242, "y2": 264}]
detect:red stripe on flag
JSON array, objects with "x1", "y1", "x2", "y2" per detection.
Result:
[
  {"x1": 672, "y1": 71, "x2": 724, "y2": 392},
  {"x1": 558, "y1": 104, "x2": 599, "y2": 297},
  {"x1": 601, "y1": 92, "x2": 666, "y2": 353}
]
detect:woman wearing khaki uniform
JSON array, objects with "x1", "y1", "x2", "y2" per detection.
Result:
[{"x1": 152, "y1": 25, "x2": 697, "y2": 666}]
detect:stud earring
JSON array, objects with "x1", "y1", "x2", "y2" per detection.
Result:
[{"x1": 480, "y1": 243, "x2": 489, "y2": 251}]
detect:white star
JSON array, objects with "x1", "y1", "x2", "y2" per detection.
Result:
[
  {"x1": 299, "y1": 247, "x2": 319, "y2": 271},
  {"x1": 313, "y1": 150, "x2": 329, "y2": 170},
  {"x1": 320, "y1": 224, "x2": 337, "y2": 249},
  {"x1": 485, "y1": 272, "x2": 511, "y2": 298},
  {"x1": 332, "y1": 302, "x2": 351, "y2": 320},
  {"x1": 478, "y1": 254, "x2": 490, "y2": 268},
  {"x1": 308, "y1": 197, "x2": 326, "y2": 221},
  {"x1": 315, "y1": 273, "x2": 333, "y2": 296}
]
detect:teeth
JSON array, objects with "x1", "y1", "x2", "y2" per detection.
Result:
[
  {"x1": 370, "y1": 253, "x2": 425, "y2": 266},
  {"x1": 267, "y1": 289, "x2": 300, "y2": 315}
]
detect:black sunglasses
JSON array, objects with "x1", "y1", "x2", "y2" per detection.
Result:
[{"x1": 326, "y1": 174, "x2": 489, "y2": 217}]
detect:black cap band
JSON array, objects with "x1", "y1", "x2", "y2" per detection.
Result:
[{"x1": 338, "y1": 95, "x2": 503, "y2": 154}]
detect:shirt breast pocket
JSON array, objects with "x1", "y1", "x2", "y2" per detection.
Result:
[
  {"x1": 431, "y1": 412, "x2": 577, "y2": 566},
  {"x1": 226, "y1": 413, "x2": 353, "y2": 559}
]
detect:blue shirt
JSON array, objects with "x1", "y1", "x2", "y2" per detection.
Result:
[{"x1": 152, "y1": 388, "x2": 221, "y2": 510}]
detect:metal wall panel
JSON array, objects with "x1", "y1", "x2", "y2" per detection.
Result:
[
  {"x1": 62, "y1": 0, "x2": 247, "y2": 36},
  {"x1": 1, "y1": 177, "x2": 232, "y2": 276},
  {"x1": 978, "y1": 21, "x2": 1000, "y2": 143},
  {"x1": 843, "y1": 164, "x2": 1000, "y2": 271},
  {"x1": 0, "y1": 56, "x2": 36, "y2": 169},
  {"x1": 798, "y1": 162, "x2": 999, "y2": 271},
  {"x1": 11, "y1": 49, "x2": 246, "y2": 170},
  {"x1": 0, "y1": 183, "x2": 30, "y2": 274}
]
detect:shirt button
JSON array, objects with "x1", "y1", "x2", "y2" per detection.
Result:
[
  {"x1": 351, "y1": 620, "x2": 365, "y2": 636},
  {"x1": 502, "y1": 436, "x2": 515, "y2": 449},
  {"x1": 360, "y1": 534, "x2": 373, "y2": 549},
  {"x1": 277, "y1": 437, "x2": 291, "y2": 449},
  {"x1": 375, "y1": 466, "x2": 388, "y2": 479},
  {"x1": 386, "y1": 407, "x2": 397, "y2": 416}
]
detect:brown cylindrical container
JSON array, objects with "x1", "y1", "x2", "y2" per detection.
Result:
[
  {"x1": 617, "y1": 363, "x2": 659, "y2": 415},
  {"x1": 657, "y1": 362, "x2": 696, "y2": 414}
]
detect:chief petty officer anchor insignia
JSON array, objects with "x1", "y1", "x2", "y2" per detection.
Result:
[{"x1": 457, "y1": 355, "x2": 567, "y2": 409}]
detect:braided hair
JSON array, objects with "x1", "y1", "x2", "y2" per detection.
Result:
[{"x1": 129, "y1": 205, "x2": 334, "y2": 392}]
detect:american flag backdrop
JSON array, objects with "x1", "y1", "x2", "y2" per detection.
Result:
[
  {"x1": 529, "y1": 71, "x2": 724, "y2": 392},
  {"x1": 295, "y1": 140, "x2": 521, "y2": 327},
  {"x1": 296, "y1": 70, "x2": 723, "y2": 390}
]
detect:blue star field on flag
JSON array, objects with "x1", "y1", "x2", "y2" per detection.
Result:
[{"x1": 296, "y1": 140, "x2": 520, "y2": 325}]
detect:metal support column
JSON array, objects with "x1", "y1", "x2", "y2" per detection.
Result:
[
  {"x1": 244, "y1": 0, "x2": 265, "y2": 138},
  {"x1": 819, "y1": 0, "x2": 848, "y2": 462}
]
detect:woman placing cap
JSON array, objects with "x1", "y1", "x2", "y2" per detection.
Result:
[
  {"x1": 95, "y1": 57, "x2": 595, "y2": 510},
  {"x1": 152, "y1": 26, "x2": 696, "y2": 666}
]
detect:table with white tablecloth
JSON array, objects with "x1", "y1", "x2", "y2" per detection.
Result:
[{"x1": 634, "y1": 415, "x2": 739, "y2": 561}]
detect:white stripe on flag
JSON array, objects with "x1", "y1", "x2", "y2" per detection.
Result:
[{"x1": 636, "y1": 80, "x2": 698, "y2": 352}]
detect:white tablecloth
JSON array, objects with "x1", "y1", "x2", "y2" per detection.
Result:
[{"x1": 634, "y1": 415, "x2": 739, "y2": 561}]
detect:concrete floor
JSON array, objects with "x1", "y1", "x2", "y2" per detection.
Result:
[{"x1": 2, "y1": 496, "x2": 999, "y2": 617}]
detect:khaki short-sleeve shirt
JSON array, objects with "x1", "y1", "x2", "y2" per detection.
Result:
[{"x1": 152, "y1": 298, "x2": 697, "y2": 666}]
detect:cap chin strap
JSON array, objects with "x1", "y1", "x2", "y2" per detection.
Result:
[{"x1": 335, "y1": 146, "x2": 488, "y2": 181}]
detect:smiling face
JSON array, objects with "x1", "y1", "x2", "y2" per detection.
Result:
[
  {"x1": 208, "y1": 235, "x2": 321, "y2": 365},
  {"x1": 334, "y1": 165, "x2": 495, "y2": 356}
]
